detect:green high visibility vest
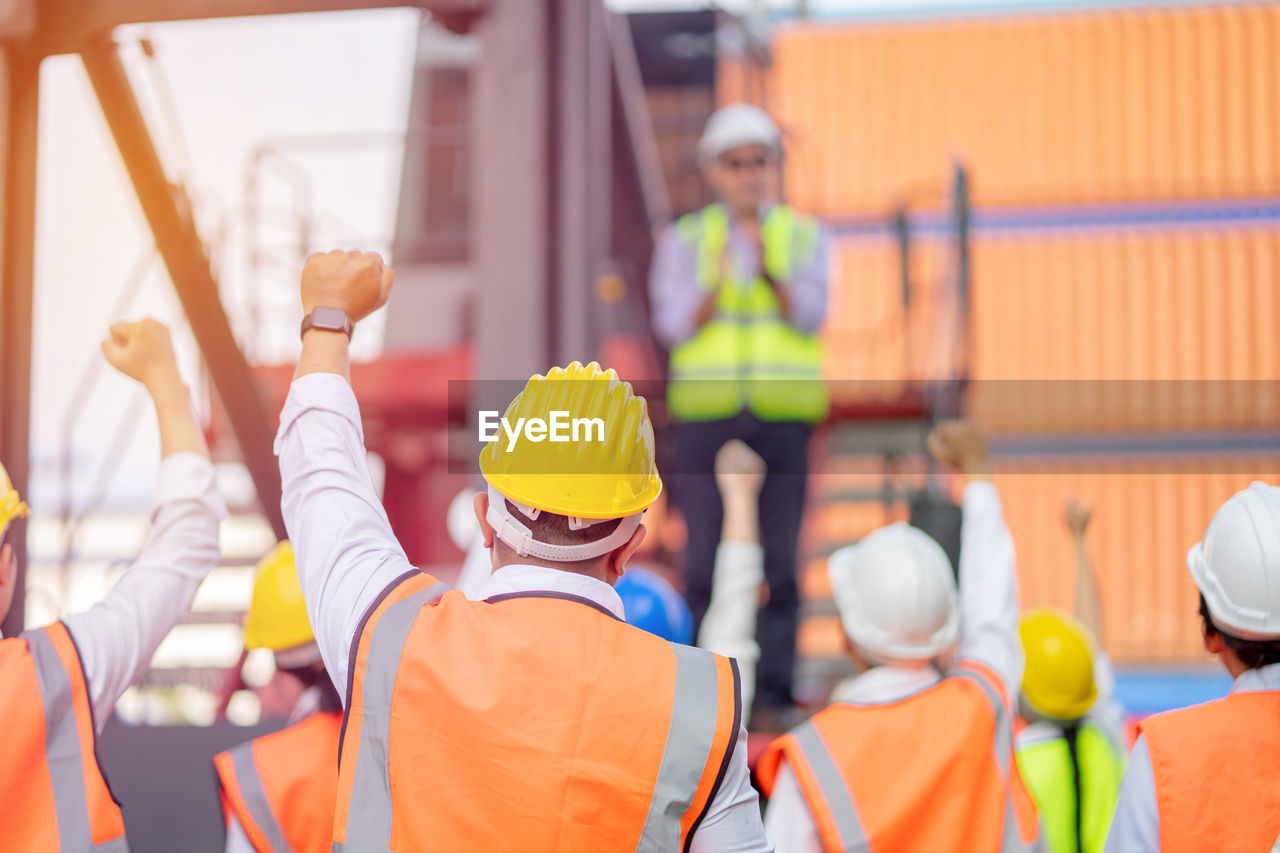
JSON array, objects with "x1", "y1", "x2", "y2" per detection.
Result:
[
  {"x1": 667, "y1": 203, "x2": 827, "y2": 423},
  {"x1": 1015, "y1": 719, "x2": 1126, "y2": 853}
]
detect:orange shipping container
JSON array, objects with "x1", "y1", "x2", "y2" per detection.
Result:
[
  {"x1": 993, "y1": 457, "x2": 1280, "y2": 663},
  {"x1": 797, "y1": 458, "x2": 1280, "y2": 666},
  {"x1": 768, "y1": 4, "x2": 1280, "y2": 213},
  {"x1": 821, "y1": 226, "x2": 1280, "y2": 431}
]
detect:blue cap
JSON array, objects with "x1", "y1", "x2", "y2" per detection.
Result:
[{"x1": 616, "y1": 567, "x2": 694, "y2": 645}]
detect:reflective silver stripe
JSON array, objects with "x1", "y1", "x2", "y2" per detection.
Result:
[
  {"x1": 226, "y1": 741, "x2": 292, "y2": 853},
  {"x1": 952, "y1": 670, "x2": 1042, "y2": 851},
  {"x1": 789, "y1": 720, "x2": 869, "y2": 852},
  {"x1": 26, "y1": 628, "x2": 109, "y2": 852},
  {"x1": 952, "y1": 669, "x2": 1011, "y2": 775},
  {"x1": 338, "y1": 582, "x2": 449, "y2": 851},
  {"x1": 1270, "y1": 829, "x2": 1280, "y2": 853},
  {"x1": 93, "y1": 837, "x2": 131, "y2": 852},
  {"x1": 1001, "y1": 796, "x2": 1046, "y2": 853},
  {"x1": 633, "y1": 645, "x2": 721, "y2": 852}
]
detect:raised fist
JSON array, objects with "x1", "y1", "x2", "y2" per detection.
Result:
[
  {"x1": 101, "y1": 318, "x2": 180, "y2": 390},
  {"x1": 926, "y1": 420, "x2": 991, "y2": 478},
  {"x1": 300, "y1": 250, "x2": 394, "y2": 323},
  {"x1": 1063, "y1": 495, "x2": 1092, "y2": 537}
]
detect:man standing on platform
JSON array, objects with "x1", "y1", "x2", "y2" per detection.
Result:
[{"x1": 649, "y1": 103, "x2": 829, "y2": 727}]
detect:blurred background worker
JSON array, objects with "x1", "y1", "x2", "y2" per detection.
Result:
[
  {"x1": 757, "y1": 421, "x2": 1041, "y2": 852},
  {"x1": 1016, "y1": 500, "x2": 1127, "y2": 853},
  {"x1": 649, "y1": 102, "x2": 829, "y2": 728},
  {"x1": 277, "y1": 251, "x2": 770, "y2": 851},
  {"x1": 214, "y1": 541, "x2": 342, "y2": 853},
  {"x1": 0, "y1": 320, "x2": 226, "y2": 852},
  {"x1": 1107, "y1": 483, "x2": 1280, "y2": 852},
  {"x1": 615, "y1": 567, "x2": 694, "y2": 645}
]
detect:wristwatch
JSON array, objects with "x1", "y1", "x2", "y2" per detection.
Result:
[{"x1": 300, "y1": 306, "x2": 354, "y2": 341}]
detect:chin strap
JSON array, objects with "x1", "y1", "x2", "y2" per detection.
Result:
[{"x1": 486, "y1": 485, "x2": 642, "y2": 562}]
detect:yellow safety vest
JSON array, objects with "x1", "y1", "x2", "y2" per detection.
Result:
[
  {"x1": 1015, "y1": 719, "x2": 1125, "y2": 853},
  {"x1": 667, "y1": 204, "x2": 827, "y2": 423}
]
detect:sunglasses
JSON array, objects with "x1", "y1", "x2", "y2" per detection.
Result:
[{"x1": 720, "y1": 155, "x2": 769, "y2": 171}]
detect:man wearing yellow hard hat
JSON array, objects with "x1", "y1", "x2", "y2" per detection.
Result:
[
  {"x1": 1015, "y1": 499, "x2": 1126, "y2": 853},
  {"x1": 0, "y1": 319, "x2": 226, "y2": 851},
  {"x1": 213, "y1": 541, "x2": 342, "y2": 853},
  {"x1": 273, "y1": 250, "x2": 771, "y2": 851}
]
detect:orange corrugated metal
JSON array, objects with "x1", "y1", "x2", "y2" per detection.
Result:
[
  {"x1": 716, "y1": 54, "x2": 768, "y2": 108},
  {"x1": 769, "y1": 4, "x2": 1280, "y2": 212},
  {"x1": 798, "y1": 459, "x2": 1280, "y2": 665},
  {"x1": 994, "y1": 458, "x2": 1280, "y2": 663},
  {"x1": 968, "y1": 227, "x2": 1280, "y2": 431},
  {"x1": 822, "y1": 228, "x2": 1280, "y2": 430},
  {"x1": 823, "y1": 237, "x2": 955, "y2": 389}
]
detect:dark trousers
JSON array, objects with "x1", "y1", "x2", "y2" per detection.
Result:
[{"x1": 671, "y1": 415, "x2": 811, "y2": 710}]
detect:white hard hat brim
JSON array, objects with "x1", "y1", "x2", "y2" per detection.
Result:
[{"x1": 1188, "y1": 539, "x2": 1280, "y2": 641}]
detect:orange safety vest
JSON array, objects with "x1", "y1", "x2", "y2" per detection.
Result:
[
  {"x1": 0, "y1": 622, "x2": 128, "y2": 852},
  {"x1": 214, "y1": 711, "x2": 343, "y2": 853},
  {"x1": 757, "y1": 661, "x2": 1042, "y2": 852},
  {"x1": 333, "y1": 571, "x2": 742, "y2": 852},
  {"x1": 1139, "y1": 690, "x2": 1280, "y2": 853}
]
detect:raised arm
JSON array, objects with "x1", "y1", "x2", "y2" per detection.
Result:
[
  {"x1": 1065, "y1": 496, "x2": 1104, "y2": 645},
  {"x1": 1064, "y1": 495, "x2": 1127, "y2": 737},
  {"x1": 61, "y1": 319, "x2": 227, "y2": 731},
  {"x1": 928, "y1": 421, "x2": 1022, "y2": 701},
  {"x1": 275, "y1": 251, "x2": 414, "y2": 692}
]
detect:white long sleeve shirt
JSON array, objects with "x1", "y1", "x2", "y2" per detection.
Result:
[
  {"x1": 275, "y1": 372, "x2": 774, "y2": 853},
  {"x1": 764, "y1": 481, "x2": 1022, "y2": 852},
  {"x1": 1104, "y1": 661, "x2": 1280, "y2": 853},
  {"x1": 2, "y1": 452, "x2": 226, "y2": 733},
  {"x1": 698, "y1": 540, "x2": 764, "y2": 715}
]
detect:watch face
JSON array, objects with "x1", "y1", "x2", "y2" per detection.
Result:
[{"x1": 311, "y1": 306, "x2": 348, "y2": 329}]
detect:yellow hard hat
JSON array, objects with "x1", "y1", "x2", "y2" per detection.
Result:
[
  {"x1": 479, "y1": 361, "x2": 662, "y2": 520},
  {"x1": 0, "y1": 462, "x2": 29, "y2": 534},
  {"x1": 1019, "y1": 607, "x2": 1098, "y2": 720},
  {"x1": 243, "y1": 541, "x2": 315, "y2": 653}
]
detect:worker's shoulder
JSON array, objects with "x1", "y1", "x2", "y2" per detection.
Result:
[
  {"x1": 238, "y1": 710, "x2": 343, "y2": 758},
  {"x1": 637, "y1": 632, "x2": 740, "y2": 680},
  {"x1": 1140, "y1": 689, "x2": 1277, "y2": 738}
]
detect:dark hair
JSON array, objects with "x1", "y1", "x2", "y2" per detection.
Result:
[
  {"x1": 1198, "y1": 594, "x2": 1280, "y2": 670},
  {"x1": 502, "y1": 499, "x2": 623, "y2": 547}
]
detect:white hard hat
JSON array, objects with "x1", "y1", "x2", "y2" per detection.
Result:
[
  {"x1": 446, "y1": 487, "x2": 481, "y2": 551},
  {"x1": 697, "y1": 103, "x2": 782, "y2": 164},
  {"x1": 1188, "y1": 481, "x2": 1280, "y2": 640},
  {"x1": 828, "y1": 522, "x2": 960, "y2": 665}
]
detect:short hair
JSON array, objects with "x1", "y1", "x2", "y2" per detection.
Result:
[
  {"x1": 504, "y1": 499, "x2": 623, "y2": 548},
  {"x1": 1198, "y1": 594, "x2": 1280, "y2": 670}
]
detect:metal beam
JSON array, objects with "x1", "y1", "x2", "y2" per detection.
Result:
[
  {"x1": 36, "y1": 0, "x2": 491, "y2": 56},
  {"x1": 80, "y1": 38, "x2": 287, "y2": 540},
  {"x1": 472, "y1": 0, "x2": 549, "y2": 379},
  {"x1": 549, "y1": 0, "x2": 607, "y2": 366},
  {"x1": 0, "y1": 47, "x2": 39, "y2": 638}
]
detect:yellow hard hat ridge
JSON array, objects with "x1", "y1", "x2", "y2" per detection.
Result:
[
  {"x1": 479, "y1": 361, "x2": 662, "y2": 519},
  {"x1": 1019, "y1": 607, "x2": 1098, "y2": 721},
  {"x1": 0, "y1": 461, "x2": 29, "y2": 534},
  {"x1": 243, "y1": 541, "x2": 316, "y2": 654}
]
